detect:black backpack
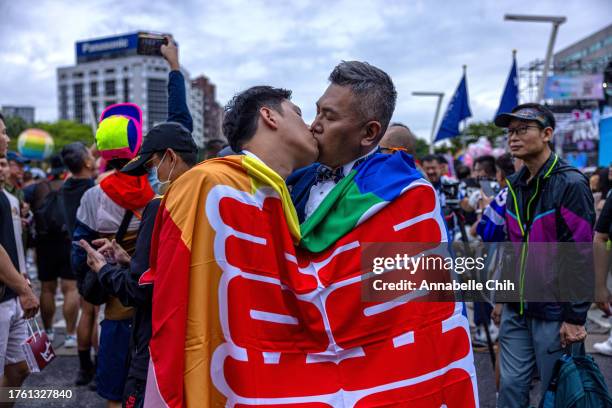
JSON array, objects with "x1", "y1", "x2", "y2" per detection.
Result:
[{"x1": 33, "y1": 180, "x2": 68, "y2": 239}]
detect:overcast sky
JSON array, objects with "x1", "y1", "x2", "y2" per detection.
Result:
[{"x1": 0, "y1": 0, "x2": 609, "y2": 139}]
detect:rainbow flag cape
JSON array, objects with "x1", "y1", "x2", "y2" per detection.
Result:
[{"x1": 144, "y1": 153, "x2": 478, "y2": 407}]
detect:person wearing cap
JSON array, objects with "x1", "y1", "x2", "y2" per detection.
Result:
[
  {"x1": 73, "y1": 36, "x2": 195, "y2": 406},
  {"x1": 5, "y1": 151, "x2": 29, "y2": 203},
  {"x1": 79, "y1": 122, "x2": 197, "y2": 408},
  {"x1": 493, "y1": 103, "x2": 594, "y2": 407},
  {"x1": 30, "y1": 155, "x2": 81, "y2": 350}
]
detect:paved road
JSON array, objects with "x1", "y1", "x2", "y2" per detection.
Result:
[
  {"x1": 15, "y1": 336, "x2": 612, "y2": 407},
  {"x1": 13, "y1": 269, "x2": 612, "y2": 407}
]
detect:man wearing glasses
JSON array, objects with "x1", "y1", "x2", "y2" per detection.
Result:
[{"x1": 493, "y1": 103, "x2": 594, "y2": 407}]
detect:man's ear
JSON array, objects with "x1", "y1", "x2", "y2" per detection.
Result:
[
  {"x1": 259, "y1": 106, "x2": 279, "y2": 131},
  {"x1": 542, "y1": 127, "x2": 554, "y2": 143},
  {"x1": 361, "y1": 120, "x2": 382, "y2": 147}
]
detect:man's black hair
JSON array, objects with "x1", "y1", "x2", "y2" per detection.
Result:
[
  {"x1": 496, "y1": 153, "x2": 515, "y2": 178},
  {"x1": 422, "y1": 154, "x2": 441, "y2": 164},
  {"x1": 107, "y1": 158, "x2": 130, "y2": 171},
  {"x1": 223, "y1": 86, "x2": 292, "y2": 152},
  {"x1": 329, "y1": 61, "x2": 397, "y2": 137},
  {"x1": 511, "y1": 103, "x2": 556, "y2": 130},
  {"x1": 0, "y1": 112, "x2": 4, "y2": 123},
  {"x1": 60, "y1": 142, "x2": 90, "y2": 174},
  {"x1": 474, "y1": 155, "x2": 496, "y2": 178}
]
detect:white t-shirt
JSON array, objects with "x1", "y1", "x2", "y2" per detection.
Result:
[{"x1": 2, "y1": 190, "x2": 26, "y2": 274}]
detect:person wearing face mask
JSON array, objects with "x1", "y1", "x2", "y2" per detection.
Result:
[{"x1": 79, "y1": 121, "x2": 197, "y2": 408}]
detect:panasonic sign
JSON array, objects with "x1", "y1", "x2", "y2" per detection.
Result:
[{"x1": 76, "y1": 33, "x2": 138, "y2": 63}]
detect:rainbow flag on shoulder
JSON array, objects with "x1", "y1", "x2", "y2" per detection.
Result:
[{"x1": 144, "y1": 153, "x2": 478, "y2": 407}]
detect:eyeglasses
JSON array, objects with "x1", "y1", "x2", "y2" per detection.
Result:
[{"x1": 504, "y1": 125, "x2": 542, "y2": 137}]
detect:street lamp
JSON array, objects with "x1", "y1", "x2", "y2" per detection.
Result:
[
  {"x1": 412, "y1": 91, "x2": 444, "y2": 153},
  {"x1": 504, "y1": 14, "x2": 567, "y2": 103}
]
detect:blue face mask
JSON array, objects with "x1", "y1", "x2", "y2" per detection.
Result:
[
  {"x1": 154, "y1": 151, "x2": 175, "y2": 194},
  {"x1": 148, "y1": 166, "x2": 162, "y2": 195}
]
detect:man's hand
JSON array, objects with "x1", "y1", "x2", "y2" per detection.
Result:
[
  {"x1": 92, "y1": 238, "x2": 131, "y2": 265},
  {"x1": 161, "y1": 36, "x2": 179, "y2": 71},
  {"x1": 491, "y1": 304, "x2": 503, "y2": 326},
  {"x1": 18, "y1": 286, "x2": 39, "y2": 319},
  {"x1": 79, "y1": 240, "x2": 107, "y2": 273},
  {"x1": 595, "y1": 287, "x2": 612, "y2": 316},
  {"x1": 559, "y1": 322, "x2": 587, "y2": 348}
]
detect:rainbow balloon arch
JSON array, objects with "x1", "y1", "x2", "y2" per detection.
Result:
[{"x1": 17, "y1": 128, "x2": 54, "y2": 161}]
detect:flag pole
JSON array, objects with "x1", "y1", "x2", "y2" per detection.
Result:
[{"x1": 461, "y1": 65, "x2": 468, "y2": 149}]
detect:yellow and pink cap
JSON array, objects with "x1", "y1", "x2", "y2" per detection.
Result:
[{"x1": 95, "y1": 103, "x2": 143, "y2": 161}]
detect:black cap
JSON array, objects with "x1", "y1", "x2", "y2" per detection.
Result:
[
  {"x1": 494, "y1": 106, "x2": 555, "y2": 129},
  {"x1": 121, "y1": 122, "x2": 197, "y2": 176}
]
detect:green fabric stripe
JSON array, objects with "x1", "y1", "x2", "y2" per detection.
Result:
[{"x1": 300, "y1": 171, "x2": 384, "y2": 253}]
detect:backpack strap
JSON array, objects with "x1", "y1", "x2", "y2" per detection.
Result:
[{"x1": 115, "y1": 210, "x2": 134, "y2": 245}]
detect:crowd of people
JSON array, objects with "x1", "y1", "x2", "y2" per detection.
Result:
[{"x1": 0, "y1": 36, "x2": 611, "y2": 408}]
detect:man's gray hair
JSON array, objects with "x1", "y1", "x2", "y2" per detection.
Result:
[{"x1": 329, "y1": 61, "x2": 397, "y2": 136}]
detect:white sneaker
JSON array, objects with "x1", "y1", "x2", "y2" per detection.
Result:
[
  {"x1": 64, "y1": 334, "x2": 77, "y2": 348},
  {"x1": 593, "y1": 338, "x2": 612, "y2": 356},
  {"x1": 45, "y1": 330, "x2": 55, "y2": 342}
]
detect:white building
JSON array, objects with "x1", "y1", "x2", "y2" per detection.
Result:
[{"x1": 57, "y1": 32, "x2": 205, "y2": 148}]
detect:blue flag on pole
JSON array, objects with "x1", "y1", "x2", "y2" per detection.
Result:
[
  {"x1": 435, "y1": 73, "x2": 472, "y2": 142},
  {"x1": 495, "y1": 55, "x2": 519, "y2": 117}
]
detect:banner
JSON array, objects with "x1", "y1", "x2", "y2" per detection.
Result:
[{"x1": 544, "y1": 74, "x2": 604, "y2": 100}]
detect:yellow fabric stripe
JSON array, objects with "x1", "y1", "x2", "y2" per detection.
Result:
[
  {"x1": 242, "y1": 155, "x2": 301, "y2": 242},
  {"x1": 96, "y1": 116, "x2": 129, "y2": 150}
]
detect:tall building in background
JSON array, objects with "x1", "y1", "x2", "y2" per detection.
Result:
[
  {"x1": 191, "y1": 76, "x2": 225, "y2": 144},
  {"x1": 56, "y1": 32, "x2": 206, "y2": 148},
  {"x1": 1, "y1": 106, "x2": 35, "y2": 124}
]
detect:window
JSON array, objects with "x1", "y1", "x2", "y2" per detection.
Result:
[
  {"x1": 147, "y1": 78, "x2": 168, "y2": 129},
  {"x1": 104, "y1": 80, "x2": 116, "y2": 96},
  {"x1": 105, "y1": 100, "x2": 116, "y2": 108},
  {"x1": 92, "y1": 101, "x2": 99, "y2": 120},
  {"x1": 105, "y1": 68, "x2": 115, "y2": 74},
  {"x1": 59, "y1": 85, "x2": 68, "y2": 119},
  {"x1": 89, "y1": 70, "x2": 98, "y2": 76},
  {"x1": 72, "y1": 72, "x2": 84, "y2": 78},
  {"x1": 123, "y1": 78, "x2": 130, "y2": 102},
  {"x1": 90, "y1": 81, "x2": 98, "y2": 97},
  {"x1": 73, "y1": 83, "x2": 84, "y2": 123}
]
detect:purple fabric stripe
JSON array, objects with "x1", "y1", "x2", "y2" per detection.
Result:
[
  {"x1": 505, "y1": 215, "x2": 523, "y2": 242},
  {"x1": 560, "y1": 206, "x2": 593, "y2": 242},
  {"x1": 528, "y1": 213, "x2": 557, "y2": 242}
]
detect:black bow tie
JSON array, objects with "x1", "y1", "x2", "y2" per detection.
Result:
[
  {"x1": 314, "y1": 156, "x2": 372, "y2": 185},
  {"x1": 315, "y1": 166, "x2": 345, "y2": 184}
]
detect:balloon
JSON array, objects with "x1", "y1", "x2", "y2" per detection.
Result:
[{"x1": 17, "y1": 129, "x2": 54, "y2": 160}]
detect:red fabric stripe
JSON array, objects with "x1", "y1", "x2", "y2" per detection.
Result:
[{"x1": 149, "y1": 205, "x2": 190, "y2": 408}]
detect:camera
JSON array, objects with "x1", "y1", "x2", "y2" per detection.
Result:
[{"x1": 137, "y1": 33, "x2": 169, "y2": 57}]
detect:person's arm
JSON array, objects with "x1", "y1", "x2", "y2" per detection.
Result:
[
  {"x1": 594, "y1": 194, "x2": 612, "y2": 315},
  {"x1": 98, "y1": 200, "x2": 160, "y2": 307},
  {"x1": 161, "y1": 37, "x2": 193, "y2": 133},
  {"x1": 0, "y1": 244, "x2": 38, "y2": 318},
  {"x1": 557, "y1": 177, "x2": 594, "y2": 345}
]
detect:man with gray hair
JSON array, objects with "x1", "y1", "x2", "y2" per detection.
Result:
[{"x1": 288, "y1": 60, "x2": 397, "y2": 220}]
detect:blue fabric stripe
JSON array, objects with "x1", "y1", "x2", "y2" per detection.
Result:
[{"x1": 353, "y1": 152, "x2": 423, "y2": 201}]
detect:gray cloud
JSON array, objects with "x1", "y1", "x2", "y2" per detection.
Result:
[{"x1": 0, "y1": 0, "x2": 609, "y2": 140}]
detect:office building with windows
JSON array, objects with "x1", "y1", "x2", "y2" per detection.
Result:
[{"x1": 57, "y1": 32, "x2": 206, "y2": 148}]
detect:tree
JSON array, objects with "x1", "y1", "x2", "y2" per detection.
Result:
[
  {"x1": 415, "y1": 138, "x2": 430, "y2": 159},
  {"x1": 8, "y1": 120, "x2": 94, "y2": 154}
]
